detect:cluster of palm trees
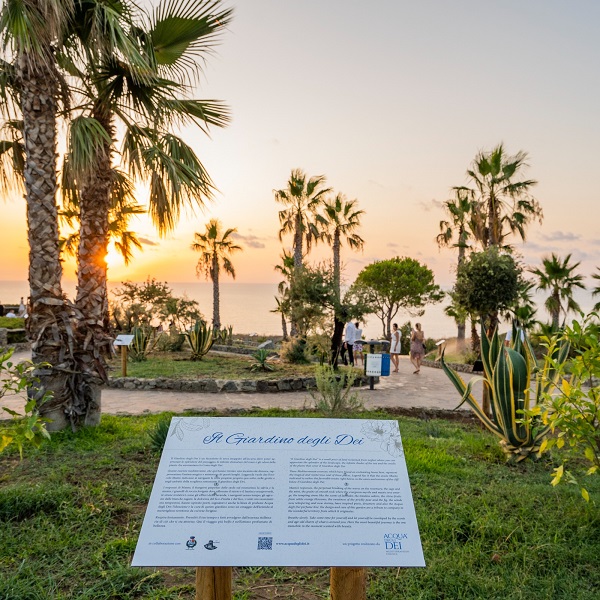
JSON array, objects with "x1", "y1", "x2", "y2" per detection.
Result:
[
  {"x1": 273, "y1": 168, "x2": 365, "y2": 340},
  {"x1": 438, "y1": 143, "x2": 593, "y2": 340},
  {"x1": 0, "y1": 0, "x2": 232, "y2": 430}
]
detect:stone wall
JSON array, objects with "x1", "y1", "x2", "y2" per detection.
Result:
[
  {"x1": 422, "y1": 359, "x2": 474, "y2": 373},
  {"x1": 107, "y1": 374, "x2": 375, "y2": 393}
]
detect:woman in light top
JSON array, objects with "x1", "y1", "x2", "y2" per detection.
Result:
[
  {"x1": 390, "y1": 323, "x2": 401, "y2": 373},
  {"x1": 353, "y1": 322, "x2": 364, "y2": 366},
  {"x1": 410, "y1": 322, "x2": 425, "y2": 374}
]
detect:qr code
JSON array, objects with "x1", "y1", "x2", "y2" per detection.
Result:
[{"x1": 257, "y1": 536, "x2": 273, "y2": 550}]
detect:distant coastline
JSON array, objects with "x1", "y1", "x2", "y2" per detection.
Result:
[{"x1": 1, "y1": 280, "x2": 596, "y2": 341}]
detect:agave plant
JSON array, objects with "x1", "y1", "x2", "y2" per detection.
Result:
[
  {"x1": 441, "y1": 323, "x2": 569, "y2": 462},
  {"x1": 129, "y1": 327, "x2": 160, "y2": 362},
  {"x1": 250, "y1": 348, "x2": 275, "y2": 372},
  {"x1": 185, "y1": 321, "x2": 214, "y2": 361}
]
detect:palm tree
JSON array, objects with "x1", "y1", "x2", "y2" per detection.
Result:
[
  {"x1": 436, "y1": 187, "x2": 476, "y2": 347},
  {"x1": 0, "y1": 0, "x2": 78, "y2": 428},
  {"x1": 1, "y1": 0, "x2": 233, "y2": 429},
  {"x1": 466, "y1": 143, "x2": 542, "y2": 249},
  {"x1": 62, "y1": 0, "x2": 231, "y2": 427},
  {"x1": 274, "y1": 169, "x2": 331, "y2": 270},
  {"x1": 192, "y1": 219, "x2": 242, "y2": 330},
  {"x1": 530, "y1": 253, "x2": 585, "y2": 329},
  {"x1": 319, "y1": 193, "x2": 365, "y2": 300}
]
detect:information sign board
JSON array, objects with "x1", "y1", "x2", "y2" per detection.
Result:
[
  {"x1": 365, "y1": 353, "x2": 382, "y2": 376},
  {"x1": 132, "y1": 417, "x2": 425, "y2": 568},
  {"x1": 114, "y1": 334, "x2": 134, "y2": 346}
]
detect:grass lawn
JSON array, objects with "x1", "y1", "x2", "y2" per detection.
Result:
[
  {"x1": 109, "y1": 351, "x2": 309, "y2": 380},
  {"x1": 108, "y1": 351, "x2": 359, "y2": 381},
  {"x1": 1, "y1": 410, "x2": 599, "y2": 599}
]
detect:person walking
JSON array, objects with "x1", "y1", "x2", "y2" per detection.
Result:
[
  {"x1": 410, "y1": 322, "x2": 426, "y2": 374},
  {"x1": 390, "y1": 323, "x2": 401, "y2": 373},
  {"x1": 341, "y1": 320, "x2": 357, "y2": 366},
  {"x1": 353, "y1": 322, "x2": 364, "y2": 366}
]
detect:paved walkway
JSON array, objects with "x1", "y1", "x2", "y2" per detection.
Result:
[{"x1": 2, "y1": 351, "x2": 480, "y2": 418}]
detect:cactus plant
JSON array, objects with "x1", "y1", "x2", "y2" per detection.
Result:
[
  {"x1": 129, "y1": 326, "x2": 160, "y2": 362},
  {"x1": 441, "y1": 323, "x2": 569, "y2": 462},
  {"x1": 185, "y1": 321, "x2": 214, "y2": 361}
]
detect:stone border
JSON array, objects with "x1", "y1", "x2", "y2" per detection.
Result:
[
  {"x1": 106, "y1": 374, "x2": 376, "y2": 394},
  {"x1": 422, "y1": 359, "x2": 474, "y2": 373}
]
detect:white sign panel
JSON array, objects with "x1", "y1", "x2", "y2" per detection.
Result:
[
  {"x1": 114, "y1": 334, "x2": 134, "y2": 346},
  {"x1": 365, "y1": 353, "x2": 382, "y2": 376},
  {"x1": 132, "y1": 417, "x2": 425, "y2": 568}
]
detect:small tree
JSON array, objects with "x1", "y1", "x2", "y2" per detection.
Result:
[
  {"x1": 453, "y1": 248, "x2": 520, "y2": 336},
  {"x1": 352, "y1": 257, "x2": 443, "y2": 340}
]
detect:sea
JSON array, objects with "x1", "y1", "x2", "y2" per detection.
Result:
[{"x1": 0, "y1": 280, "x2": 596, "y2": 341}]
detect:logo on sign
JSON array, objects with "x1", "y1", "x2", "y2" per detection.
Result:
[
  {"x1": 186, "y1": 536, "x2": 197, "y2": 549},
  {"x1": 384, "y1": 532, "x2": 408, "y2": 551},
  {"x1": 204, "y1": 539, "x2": 218, "y2": 550}
]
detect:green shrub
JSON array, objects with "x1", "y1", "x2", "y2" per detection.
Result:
[
  {"x1": 1, "y1": 348, "x2": 51, "y2": 458},
  {"x1": 185, "y1": 321, "x2": 214, "y2": 361},
  {"x1": 280, "y1": 337, "x2": 310, "y2": 364},
  {"x1": 526, "y1": 314, "x2": 600, "y2": 500},
  {"x1": 157, "y1": 330, "x2": 185, "y2": 352},
  {"x1": 0, "y1": 316, "x2": 25, "y2": 329},
  {"x1": 149, "y1": 419, "x2": 171, "y2": 454},
  {"x1": 311, "y1": 365, "x2": 363, "y2": 414}
]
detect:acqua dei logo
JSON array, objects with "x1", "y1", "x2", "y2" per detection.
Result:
[{"x1": 383, "y1": 532, "x2": 408, "y2": 550}]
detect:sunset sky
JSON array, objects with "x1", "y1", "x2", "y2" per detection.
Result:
[{"x1": 1, "y1": 0, "x2": 599, "y2": 293}]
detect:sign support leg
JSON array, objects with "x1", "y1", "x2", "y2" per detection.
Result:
[
  {"x1": 121, "y1": 346, "x2": 128, "y2": 377},
  {"x1": 195, "y1": 566, "x2": 232, "y2": 600},
  {"x1": 330, "y1": 567, "x2": 366, "y2": 599}
]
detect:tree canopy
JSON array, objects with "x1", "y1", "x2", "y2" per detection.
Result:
[
  {"x1": 352, "y1": 257, "x2": 443, "y2": 339},
  {"x1": 453, "y1": 248, "x2": 520, "y2": 333}
]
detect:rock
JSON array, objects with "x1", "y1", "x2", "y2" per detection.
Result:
[
  {"x1": 240, "y1": 380, "x2": 258, "y2": 392},
  {"x1": 258, "y1": 340, "x2": 275, "y2": 350}
]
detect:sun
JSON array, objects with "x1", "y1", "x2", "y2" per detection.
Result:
[{"x1": 105, "y1": 244, "x2": 125, "y2": 269}]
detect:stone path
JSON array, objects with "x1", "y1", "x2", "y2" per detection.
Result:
[{"x1": 1, "y1": 351, "x2": 481, "y2": 418}]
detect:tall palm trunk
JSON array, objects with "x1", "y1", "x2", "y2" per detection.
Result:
[
  {"x1": 73, "y1": 108, "x2": 114, "y2": 426},
  {"x1": 487, "y1": 193, "x2": 499, "y2": 247},
  {"x1": 293, "y1": 213, "x2": 303, "y2": 269},
  {"x1": 332, "y1": 230, "x2": 341, "y2": 301},
  {"x1": 17, "y1": 52, "x2": 73, "y2": 430},
  {"x1": 212, "y1": 257, "x2": 220, "y2": 330},
  {"x1": 456, "y1": 231, "x2": 467, "y2": 349},
  {"x1": 551, "y1": 289, "x2": 560, "y2": 330}
]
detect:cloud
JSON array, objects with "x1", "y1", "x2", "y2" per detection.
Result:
[
  {"x1": 138, "y1": 237, "x2": 160, "y2": 247},
  {"x1": 232, "y1": 232, "x2": 267, "y2": 249},
  {"x1": 367, "y1": 179, "x2": 386, "y2": 189},
  {"x1": 541, "y1": 231, "x2": 581, "y2": 242},
  {"x1": 417, "y1": 199, "x2": 443, "y2": 212}
]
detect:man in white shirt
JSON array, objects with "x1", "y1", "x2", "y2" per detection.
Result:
[{"x1": 341, "y1": 321, "x2": 356, "y2": 366}]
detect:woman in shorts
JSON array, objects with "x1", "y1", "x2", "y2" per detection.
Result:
[{"x1": 390, "y1": 323, "x2": 401, "y2": 373}]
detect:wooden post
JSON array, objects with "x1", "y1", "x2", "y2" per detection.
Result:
[
  {"x1": 121, "y1": 346, "x2": 128, "y2": 377},
  {"x1": 330, "y1": 567, "x2": 366, "y2": 600},
  {"x1": 195, "y1": 567, "x2": 232, "y2": 600}
]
